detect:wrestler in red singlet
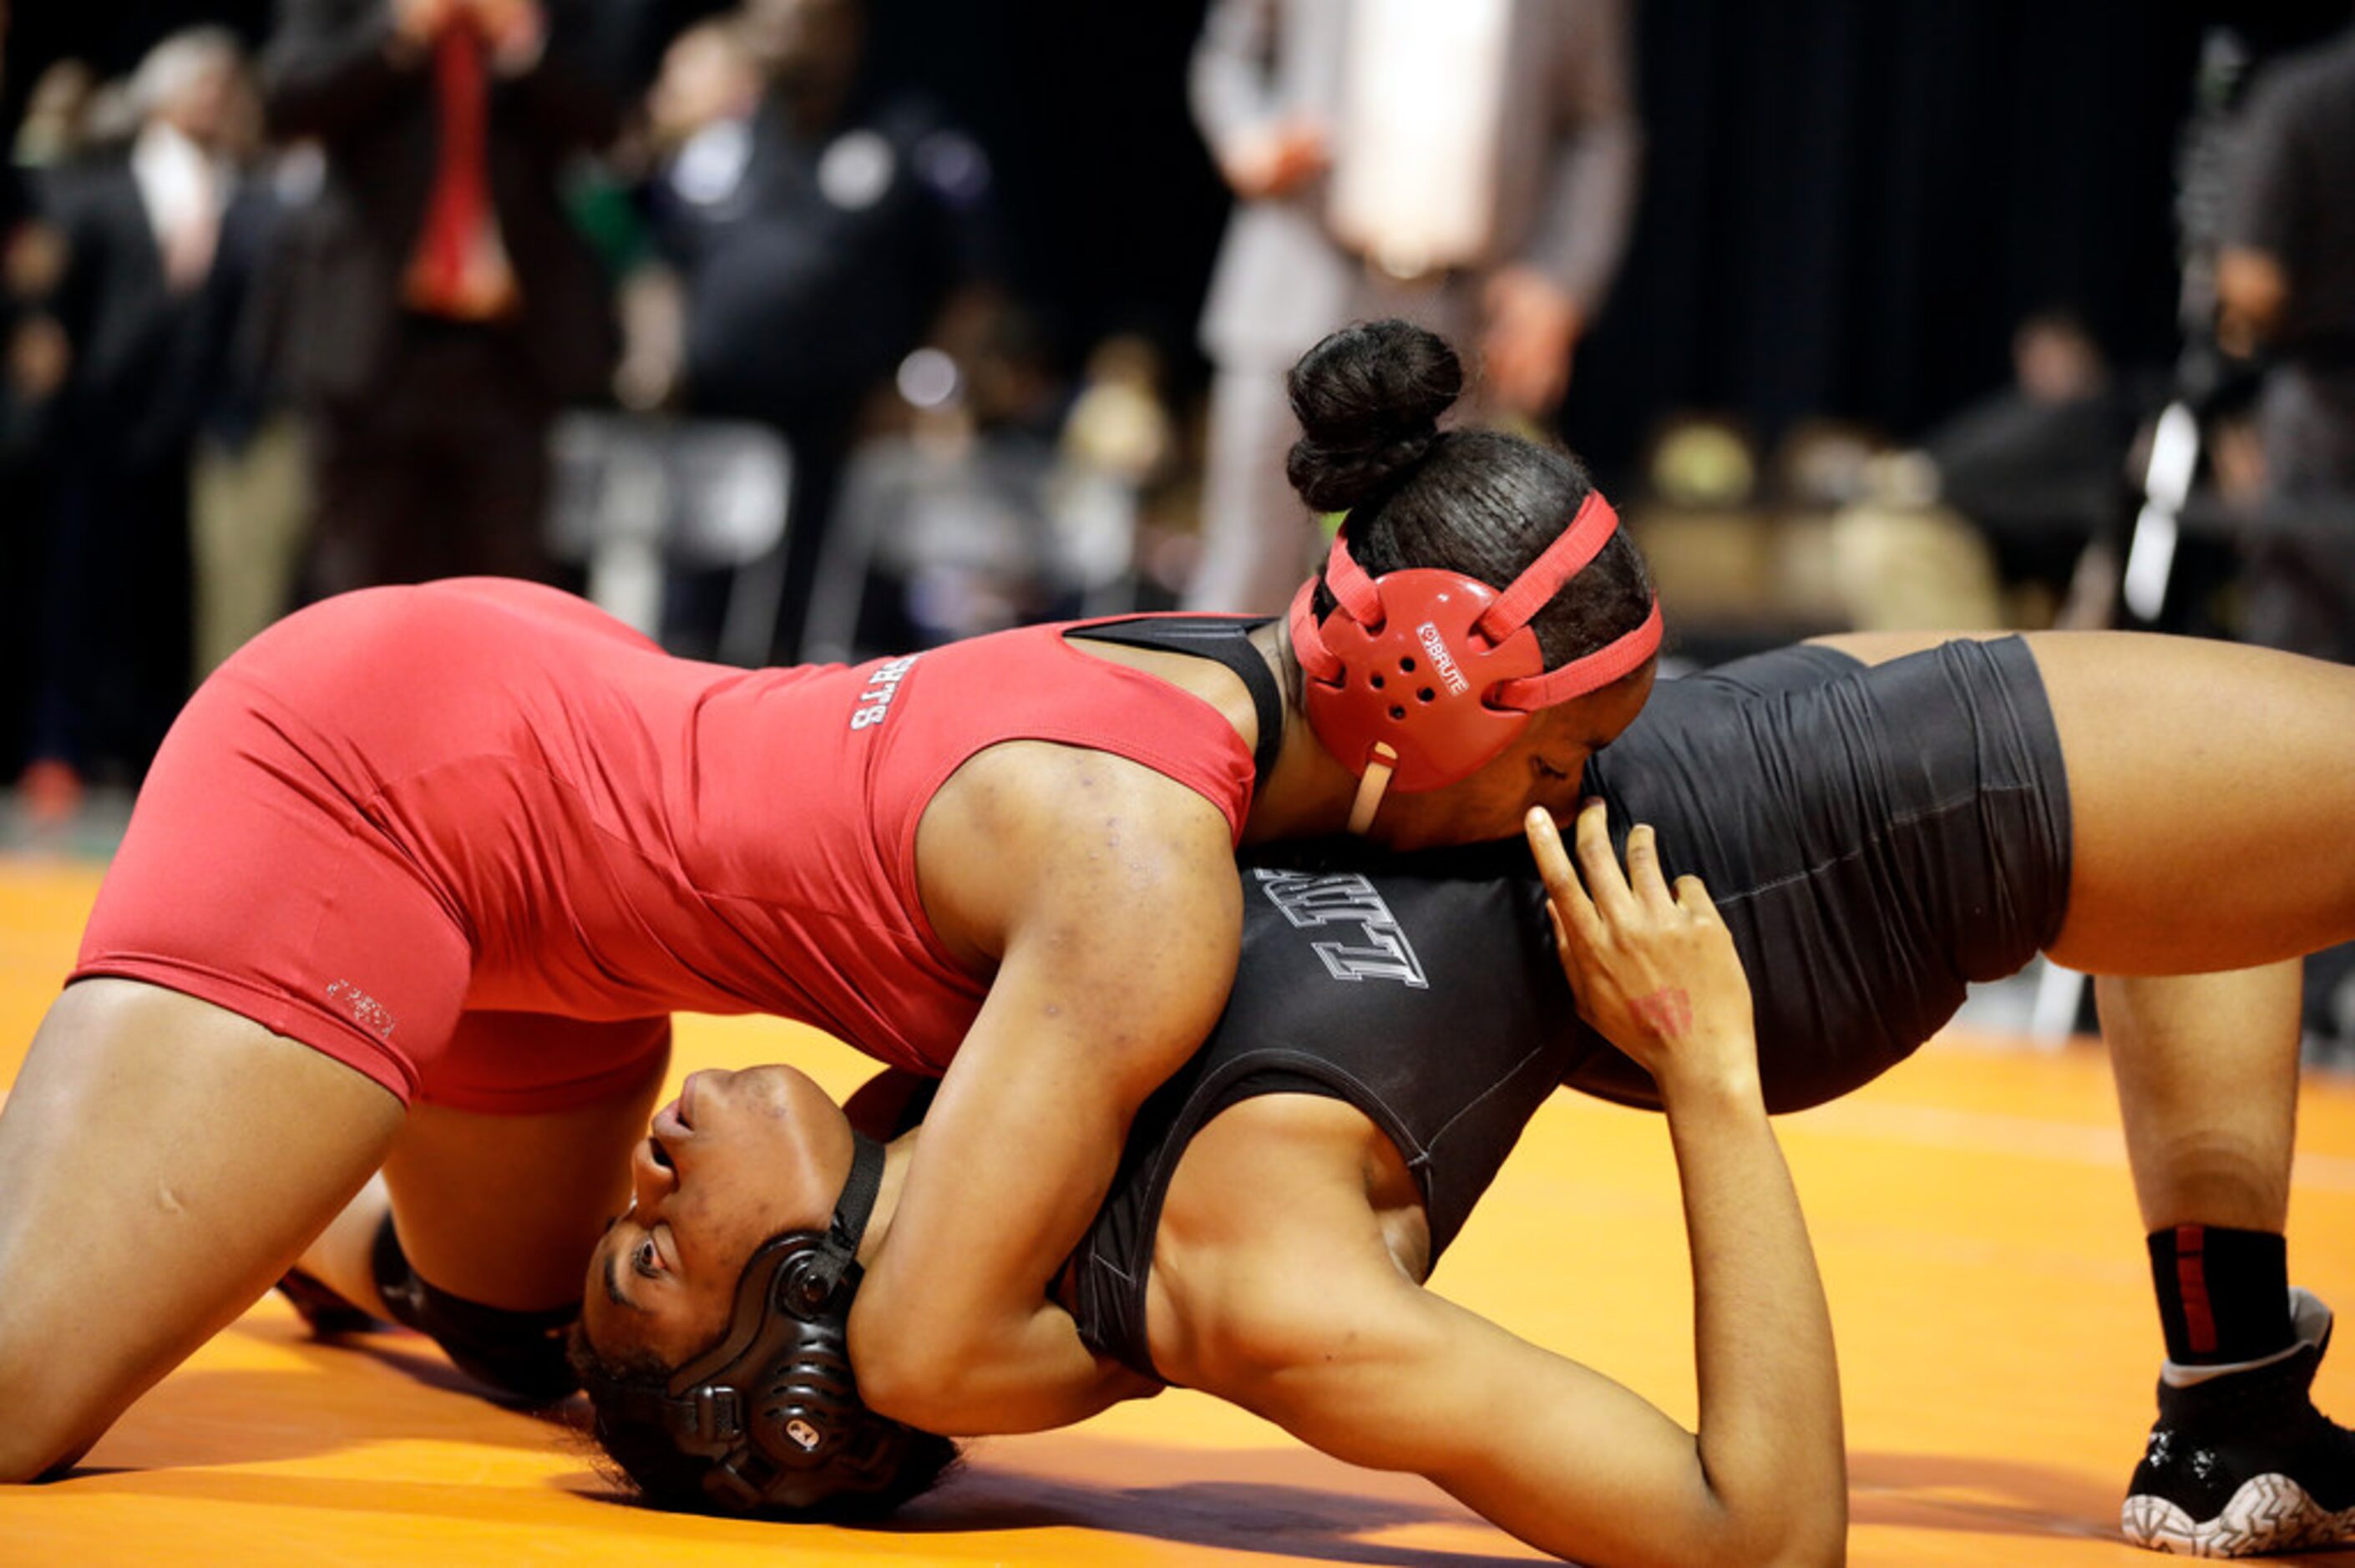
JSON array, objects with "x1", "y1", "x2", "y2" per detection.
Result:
[{"x1": 73, "y1": 579, "x2": 1259, "y2": 1110}]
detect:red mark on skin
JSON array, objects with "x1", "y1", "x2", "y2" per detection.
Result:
[{"x1": 1632, "y1": 989, "x2": 1694, "y2": 1038}]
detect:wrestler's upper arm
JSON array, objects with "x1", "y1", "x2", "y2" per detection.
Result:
[
  {"x1": 850, "y1": 744, "x2": 1243, "y2": 1432},
  {"x1": 1150, "y1": 1107, "x2": 1811, "y2": 1567}
]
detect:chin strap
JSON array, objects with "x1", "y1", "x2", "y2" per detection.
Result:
[
  {"x1": 780, "y1": 1130, "x2": 885, "y2": 1315},
  {"x1": 1345, "y1": 744, "x2": 1398, "y2": 835}
]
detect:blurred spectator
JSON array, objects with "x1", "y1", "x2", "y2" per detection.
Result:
[
  {"x1": 1625, "y1": 415, "x2": 1778, "y2": 635},
  {"x1": 1829, "y1": 450, "x2": 2005, "y2": 634},
  {"x1": 628, "y1": 0, "x2": 1004, "y2": 662},
  {"x1": 1061, "y1": 333, "x2": 1178, "y2": 493},
  {"x1": 260, "y1": 0, "x2": 625, "y2": 597},
  {"x1": 805, "y1": 305, "x2": 1157, "y2": 661},
  {"x1": 79, "y1": 77, "x2": 149, "y2": 156},
  {"x1": 190, "y1": 88, "x2": 317, "y2": 675},
  {"x1": 1923, "y1": 311, "x2": 2137, "y2": 614},
  {"x1": 808, "y1": 311, "x2": 1062, "y2": 657},
  {"x1": 13, "y1": 59, "x2": 101, "y2": 168},
  {"x1": 4, "y1": 104, "x2": 69, "y2": 790},
  {"x1": 2215, "y1": 19, "x2": 2355, "y2": 661},
  {"x1": 21, "y1": 28, "x2": 255, "y2": 815},
  {"x1": 1624, "y1": 414, "x2": 1992, "y2": 655},
  {"x1": 1183, "y1": 0, "x2": 1641, "y2": 614}
]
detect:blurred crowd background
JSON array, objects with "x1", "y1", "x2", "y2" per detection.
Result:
[{"x1": 3, "y1": 0, "x2": 2352, "y2": 1015}]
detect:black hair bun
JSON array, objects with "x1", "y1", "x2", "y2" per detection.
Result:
[{"x1": 1284, "y1": 320, "x2": 1465, "y2": 513}]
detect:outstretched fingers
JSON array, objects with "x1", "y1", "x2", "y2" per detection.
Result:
[
  {"x1": 1526, "y1": 805, "x2": 1601, "y2": 952},
  {"x1": 1674, "y1": 874, "x2": 1721, "y2": 923},
  {"x1": 1623, "y1": 822, "x2": 1678, "y2": 913},
  {"x1": 1570, "y1": 797, "x2": 1638, "y2": 923}
]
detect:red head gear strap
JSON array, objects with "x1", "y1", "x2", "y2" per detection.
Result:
[{"x1": 1289, "y1": 489, "x2": 1662, "y2": 793}]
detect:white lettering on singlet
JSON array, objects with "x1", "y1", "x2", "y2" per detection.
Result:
[
  {"x1": 848, "y1": 655, "x2": 921, "y2": 731},
  {"x1": 1251, "y1": 868, "x2": 1430, "y2": 988}
]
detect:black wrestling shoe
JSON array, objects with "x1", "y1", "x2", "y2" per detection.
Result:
[
  {"x1": 272, "y1": 1267, "x2": 381, "y2": 1338},
  {"x1": 2121, "y1": 1287, "x2": 2355, "y2": 1555}
]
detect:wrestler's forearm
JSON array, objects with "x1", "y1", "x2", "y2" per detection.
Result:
[
  {"x1": 1665, "y1": 1073, "x2": 1847, "y2": 1560},
  {"x1": 911, "y1": 1305, "x2": 1157, "y2": 1435}
]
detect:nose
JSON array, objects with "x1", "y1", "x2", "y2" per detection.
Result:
[{"x1": 629, "y1": 1135, "x2": 678, "y2": 1211}]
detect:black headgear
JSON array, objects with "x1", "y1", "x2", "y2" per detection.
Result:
[{"x1": 584, "y1": 1130, "x2": 905, "y2": 1513}]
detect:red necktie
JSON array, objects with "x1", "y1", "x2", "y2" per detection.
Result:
[{"x1": 409, "y1": 18, "x2": 491, "y2": 314}]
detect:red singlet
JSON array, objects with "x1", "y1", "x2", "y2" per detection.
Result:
[{"x1": 73, "y1": 580, "x2": 1258, "y2": 1110}]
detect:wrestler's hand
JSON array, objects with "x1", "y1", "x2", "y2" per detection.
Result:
[{"x1": 1526, "y1": 802, "x2": 1758, "y2": 1100}]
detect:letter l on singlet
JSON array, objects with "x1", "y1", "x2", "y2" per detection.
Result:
[{"x1": 1251, "y1": 870, "x2": 1431, "y2": 988}]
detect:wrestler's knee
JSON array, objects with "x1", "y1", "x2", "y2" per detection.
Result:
[
  {"x1": 0, "y1": 1335, "x2": 104, "y2": 1482},
  {"x1": 370, "y1": 1216, "x2": 579, "y2": 1403}
]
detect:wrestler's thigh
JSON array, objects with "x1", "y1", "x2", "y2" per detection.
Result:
[
  {"x1": 0, "y1": 979, "x2": 402, "y2": 1477},
  {"x1": 381, "y1": 1016, "x2": 671, "y2": 1312},
  {"x1": 2023, "y1": 631, "x2": 2355, "y2": 973}
]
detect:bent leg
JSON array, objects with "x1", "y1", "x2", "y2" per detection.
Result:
[
  {"x1": 2007, "y1": 639, "x2": 2332, "y2": 1363},
  {"x1": 1820, "y1": 630, "x2": 2355, "y2": 970},
  {"x1": 0, "y1": 979, "x2": 403, "y2": 1479},
  {"x1": 380, "y1": 1055, "x2": 669, "y2": 1315},
  {"x1": 290, "y1": 1016, "x2": 671, "y2": 1400},
  {"x1": 2101, "y1": 966, "x2": 2301, "y2": 1235},
  {"x1": 2025, "y1": 632, "x2": 2355, "y2": 973},
  {"x1": 377, "y1": 1016, "x2": 671, "y2": 1314}
]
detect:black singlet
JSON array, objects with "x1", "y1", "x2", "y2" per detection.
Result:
[
  {"x1": 1067, "y1": 638, "x2": 2074, "y2": 1381},
  {"x1": 1064, "y1": 616, "x2": 1284, "y2": 791}
]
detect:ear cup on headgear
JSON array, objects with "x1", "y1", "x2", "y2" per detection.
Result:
[
  {"x1": 745, "y1": 1325, "x2": 909, "y2": 1506},
  {"x1": 702, "y1": 1270, "x2": 910, "y2": 1511},
  {"x1": 1288, "y1": 569, "x2": 1545, "y2": 794},
  {"x1": 652, "y1": 1232, "x2": 887, "y2": 1513},
  {"x1": 735, "y1": 1243, "x2": 888, "y2": 1481},
  {"x1": 1289, "y1": 490, "x2": 1662, "y2": 802},
  {"x1": 585, "y1": 1132, "x2": 907, "y2": 1516},
  {"x1": 777, "y1": 1246, "x2": 847, "y2": 1319}
]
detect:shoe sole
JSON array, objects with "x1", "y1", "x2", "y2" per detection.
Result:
[{"x1": 2122, "y1": 1474, "x2": 2355, "y2": 1556}]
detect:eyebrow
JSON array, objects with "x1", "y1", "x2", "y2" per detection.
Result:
[{"x1": 604, "y1": 1249, "x2": 647, "y2": 1313}]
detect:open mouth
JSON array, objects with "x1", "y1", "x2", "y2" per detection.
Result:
[{"x1": 648, "y1": 1135, "x2": 675, "y2": 1171}]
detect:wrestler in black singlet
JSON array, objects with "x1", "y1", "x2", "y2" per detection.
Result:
[{"x1": 1068, "y1": 638, "x2": 2074, "y2": 1380}]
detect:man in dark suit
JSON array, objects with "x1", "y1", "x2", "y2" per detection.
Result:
[
  {"x1": 26, "y1": 28, "x2": 251, "y2": 805},
  {"x1": 2216, "y1": 19, "x2": 2355, "y2": 664},
  {"x1": 261, "y1": 0, "x2": 624, "y2": 595},
  {"x1": 635, "y1": 0, "x2": 1003, "y2": 662},
  {"x1": 1183, "y1": 0, "x2": 1640, "y2": 615}
]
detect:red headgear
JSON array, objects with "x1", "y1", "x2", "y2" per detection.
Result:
[{"x1": 1287, "y1": 490, "x2": 1662, "y2": 827}]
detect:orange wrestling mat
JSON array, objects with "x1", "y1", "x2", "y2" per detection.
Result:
[{"x1": 4, "y1": 857, "x2": 2353, "y2": 1565}]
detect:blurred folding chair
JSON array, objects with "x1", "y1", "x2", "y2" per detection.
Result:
[
  {"x1": 800, "y1": 438, "x2": 1142, "y2": 667},
  {"x1": 546, "y1": 412, "x2": 793, "y2": 667}
]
